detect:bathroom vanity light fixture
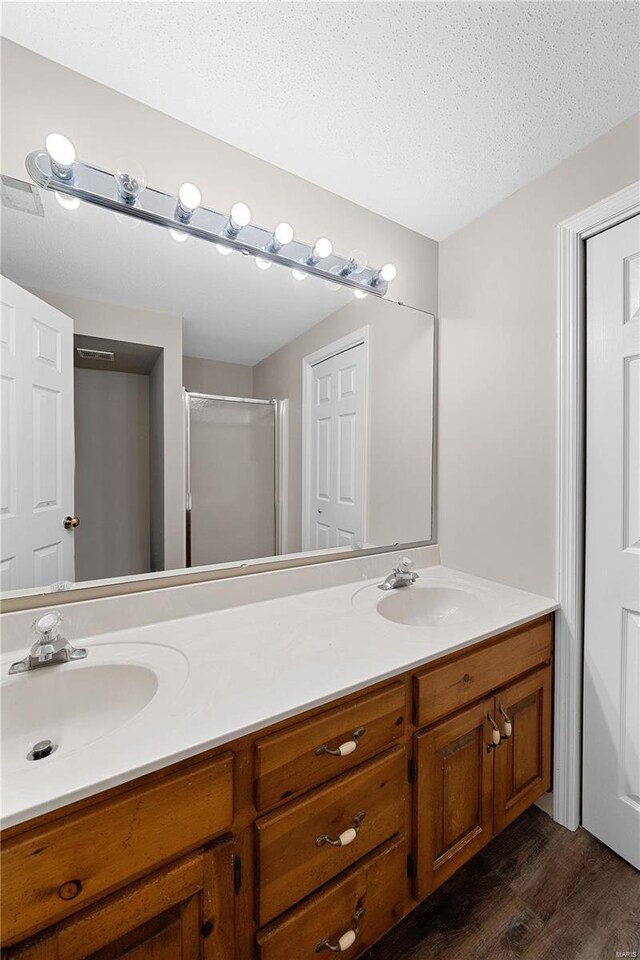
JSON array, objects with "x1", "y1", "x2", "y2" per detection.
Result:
[{"x1": 27, "y1": 139, "x2": 396, "y2": 295}]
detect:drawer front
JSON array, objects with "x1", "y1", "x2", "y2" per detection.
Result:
[
  {"x1": 255, "y1": 682, "x2": 406, "y2": 810},
  {"x1": 256, "y1": 745, "x2": 406, "y2": 925},
  {"x1": 1, "y1": 753, "x2": 234, "y2": 946},
  {"x1": 256, "y1": 835, "x2": 407, "y2": 960},
  {"x1": 414, "y1": 617, "x2": 552, "y2": 728}
]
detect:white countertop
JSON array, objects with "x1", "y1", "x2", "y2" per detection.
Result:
[{"x1": 0, "y1": 565, "x2": 557, "y2": 830}]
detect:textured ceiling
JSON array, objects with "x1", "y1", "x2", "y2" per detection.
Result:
[{"x1": 2, "y1": 1, "x2": 638, "y2": 239}]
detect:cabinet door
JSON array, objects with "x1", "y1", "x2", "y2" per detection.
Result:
[
  {"x1": 5, "y1": 840, "x2": 235, "y2": 960},
  {"x1": 414, "y1": 698, "x2": 494, "y2": 900},
  {"x1": 493, "y1": 665, "x2": 552, "y2": 832}
]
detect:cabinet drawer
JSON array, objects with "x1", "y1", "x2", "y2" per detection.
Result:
[
  {"x1": 256, "y1": 745, "x2": 406, "y2": 925},
  {"x1": 0, "y1": 752, "x2": 234, "y2": 946},
  {"x1": 256, "y1": 835, "x2": 407, "y2": 960},
  {"x1": 255, "y1": 682, "x2": 406, "y2": 810},
  {"x1": 414, "y1": 617, "x2": 552, "y2": 727}
]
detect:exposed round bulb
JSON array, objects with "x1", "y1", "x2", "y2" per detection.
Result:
[
  {"x1": 231, "y1": 201, "x2": 251, "y2": 228},
  {"x1": 55, "y1": 192, "x2": 80, "y2": 211},
  {"x1": 292, "y1": 268, "x2": 308, "y2": 281},
  {"x1": 380, "y1": 262, "x2": 397, "y2": 282},
  {"x1": 354, "y1": 289, "x2": 368, "y2": 299},
  {"x1": 115, "y1": 159, "x2": 146, "y2": 203},
  {"x1": 45, "y1": 133, "x2": 76, "y2": 168},
  {"x1": 170, "y1": 228, "x2": 189, "y2": 243},
  {"x1": 256, "y1": 257, "x2": 272, "y2": 270},
  {"x1": 313, "y1": 237, "x2": 332, "y2": 260},
  {"x1": 274, "y1": 221, "x2": 294, "y2": 246},
  {"x1": 216, "y1": 243, "x2": 234, "y2": 256},
  {"x1": 178, "y1": 182, "x2": 201, "y2": 212}
]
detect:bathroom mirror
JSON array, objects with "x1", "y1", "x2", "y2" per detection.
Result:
[{"x1": 0, "y1": 175, "x2": 435, "y2": 600}]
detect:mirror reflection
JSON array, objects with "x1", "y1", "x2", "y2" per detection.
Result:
[{"x1": 0, "y1": 176, "x2": 434, "y2": 595}]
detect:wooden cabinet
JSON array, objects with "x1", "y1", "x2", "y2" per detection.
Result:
[
  {"x1": 414, "y1": 657, "x2": 553, "y2": 901},
  {"x1": 256, "y1": 836, "x2": 407, "y2": 960},
  {"x1": 2, "y1": 613, "x2": 554, "y2": 960},
  {"x1": 494, "y1": 666, "x2": 552, "y2": 832},
  {"x1": 414, "y1": 698, "x2": 495, "y2": 900},
  {"x1": 256, "y1": 746, "x2": 406, "y2": 924},
  {"x1": 4, "y1": 839, "x2": 235, "y2": 960}
]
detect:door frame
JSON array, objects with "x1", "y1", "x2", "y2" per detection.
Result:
[
  {"x1": 556, "y1": 180, "x2": 640, "y2": 830},
  {"x1": 301, "y1": 326, "x2": 370, "y2": 553}
]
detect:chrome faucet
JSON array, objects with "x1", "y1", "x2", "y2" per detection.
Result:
[
  {"x1": 378, "y1": 556, "x2": 419, "y2": 591},
  {"x1": 8, "y1": 611, "x2": 87, "y2": 675}
]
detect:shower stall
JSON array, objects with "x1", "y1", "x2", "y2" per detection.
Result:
[{"x1": 185, "y1": 392, "x2": 285, "y2": 568}]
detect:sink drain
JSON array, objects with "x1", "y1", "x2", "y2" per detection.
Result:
[{"x1": 27, "y1": 739, "x2": 57, "y2": 761}]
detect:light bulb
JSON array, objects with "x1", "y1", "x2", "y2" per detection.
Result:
[
  {"x1": 231, "y1": 201, "x2": 251, "y2": 228},
  {"x1": 274, "y1": 222, "x2": 294, "y2": 246},
  {"x1": 45, "y1": 133, "x2": 76, "y2": 180},
  {"x1": 216, "y1": 243, "x2": 234, "y2": 256},
  {"x1": 380, "y1": 263, "x2": 397, "y2": 282},
  {"x1": 115, "y1": 159, "x2": 146, "y2": 204},
  {"x1": 178, "y1": 182, "x2": 201, "y2": 212},
  {"x1": 313, "y1": 237, "x2": 332, "y2": 260},
  {"x1": 354, "y1": 289, "x2": 368, "y2": 299},
  {"x1": 292, "y1": 268, "x2": 307, "y2": 281},
  {"x1": 256, "y1": 257, "x2": 272, "y2": 270},
  {"x1": 55, "y1": 192, "x2": 80, "y2": 211},
  {"x1": 170, "y1": 228, "x2": 189, "y2": 243}
]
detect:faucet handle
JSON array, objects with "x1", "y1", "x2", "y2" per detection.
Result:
[
  {"x1": 397, "y1": 556, "x2": 413, "y2": 572},
  {"x1": 32, "y1": 610, "x2": 62, "y2": 641}
]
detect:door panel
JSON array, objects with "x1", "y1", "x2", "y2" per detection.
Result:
[
  {"x1": 304, "y1": 340, "x2": 366, "y2": 550},
  {"x1": 414, "y1": 698, "x2": 494, "y2": 900},
  {"x1": 493, "y1": 666, "x2": 552, "y2": 833},
  {"x1": 0, "y1": 277, "x2": 75, "y2": 590},
  {"x1": 584, "y1": 215, "x2": 640, "y2": 869}
]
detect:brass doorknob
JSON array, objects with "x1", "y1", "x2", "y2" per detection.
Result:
[{"x1": 63, "y1": 516, "x2": 80, "y2": 530}]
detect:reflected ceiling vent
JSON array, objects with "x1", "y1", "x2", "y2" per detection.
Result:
[
  {"x1": 1, "y1": 175, "x2": 44, "y2": 217},
  {"x1": 76, "y1": 347, "x2": 115, "y2": 362}
]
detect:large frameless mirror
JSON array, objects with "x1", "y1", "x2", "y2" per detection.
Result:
[{"x1": 0, "y1": 175, "x2": 435, "y2": 602}]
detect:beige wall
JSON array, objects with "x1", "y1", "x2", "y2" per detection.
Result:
[
  {"x1": 1, "y1": 39, "x2": 438, "y2": 317},
  {"x1": 30, "y1": 290, "x2": 185, "y2": 571},
  {"x1": 254, "y1": 297, "x2": 434, "y2": 552},
  {"x1": 438, "y1": 113, "x2": 640, "y2": 598},
  {"x1": 183, "y1": 356, "x2": 253, "y2": 398},
  {"x1": 74, "y1": 368, "x2": 150, "y2": 581}
]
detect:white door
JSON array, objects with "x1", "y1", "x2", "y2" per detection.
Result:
[
  {"x1": 304, "y1": 340, "x2": 367, "y2": 551},
  {"x1": 0, "y1": 277, "x2": 75, "y2": 591},
  {"x1": 583, "y1": 215, "x2": 640, "y2": 869}
]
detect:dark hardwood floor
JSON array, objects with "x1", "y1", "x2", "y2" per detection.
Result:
[{"x1": 363, "y1": 807, "x2": 640, "y2": 960}]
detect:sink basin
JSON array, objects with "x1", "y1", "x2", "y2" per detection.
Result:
[
  {"x1": 1, "y1": 641, "x2": 188, "y2": 770},
  {"x1": 375, "y1": 583, "x2": 489, "y2": 627}
]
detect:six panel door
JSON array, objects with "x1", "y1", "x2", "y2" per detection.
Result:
[
  {"x1": 493, "y1": 665, "x2": 552, "y2": 833},
  {"x1": 414, "y1": 697, "x2": 494, "y2": 900}
]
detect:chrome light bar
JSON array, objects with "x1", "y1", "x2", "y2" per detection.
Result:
[{"x1": 26, "y1": 145, "x2": 395, "y2": 296}]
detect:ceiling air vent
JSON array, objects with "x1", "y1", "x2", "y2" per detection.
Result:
[{"x1": 76, "y1": 348, "x2": 115, "y2": 362}]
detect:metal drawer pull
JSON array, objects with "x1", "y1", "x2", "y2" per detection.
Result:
[
  {"x1": 498, "y1": 704, "x2": 512, "y2": 738},
  {"x1": 487, "y1": 712, "x2": 501, "y2": 751},
  {"x1": 316, "y1": 907, "x2": 365, "y2": 953},
  {"x1": 316, "y1": 812, "x2": 365, "y2": 848},
  {"x1": 315, "y1": 727, "x2": 365, "y2": 758}
]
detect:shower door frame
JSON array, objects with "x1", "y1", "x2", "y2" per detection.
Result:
[{"x1": 184, "y1": 391, "x2": 285, "y2": 568}]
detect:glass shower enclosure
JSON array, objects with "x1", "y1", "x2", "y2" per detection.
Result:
[{"x1": 185, "y1": 392, "x2": 283, "y2": 567}]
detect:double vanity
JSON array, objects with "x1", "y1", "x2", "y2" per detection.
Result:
[{"x1": 0, "y1": 563, "x2": 556, "y2": 959}]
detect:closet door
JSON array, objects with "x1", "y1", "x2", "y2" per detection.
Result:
[{"x1": 583, "y1": 214, "x2": 640, "y2": 870}]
